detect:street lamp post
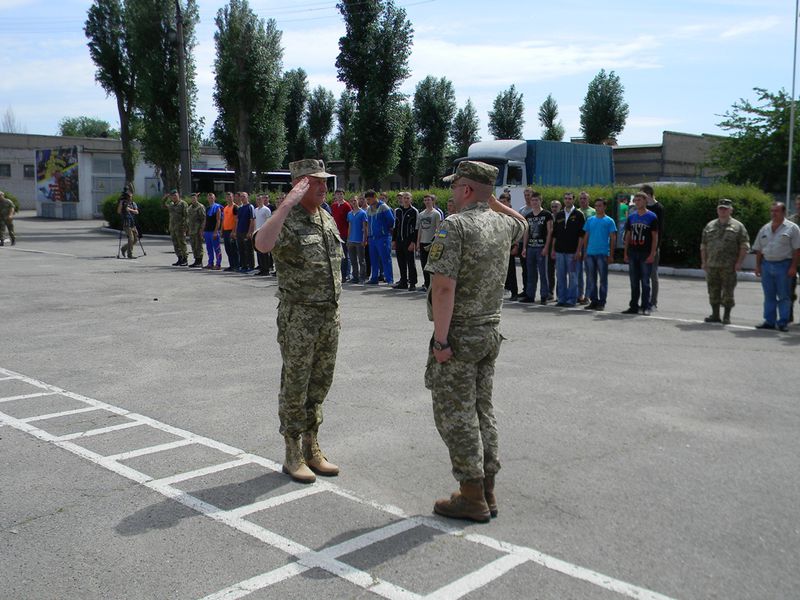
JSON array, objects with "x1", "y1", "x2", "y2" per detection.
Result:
[
  {"x1": 787, "y1": 0, "x2": 799, "y2": 206},
  {"x1": 175, "y1": 0, "x2": 192, "y2": 196}
]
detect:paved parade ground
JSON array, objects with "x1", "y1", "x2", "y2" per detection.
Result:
[{"x1": 1, "y1": 214, "x2": 798, "y2": 600}]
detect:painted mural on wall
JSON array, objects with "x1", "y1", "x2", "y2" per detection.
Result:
[{"x1": 36, "y1": 146, "x2": 79, "y2": 203}]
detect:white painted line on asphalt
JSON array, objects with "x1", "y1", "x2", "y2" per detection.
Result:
[
  {"x1": 54, "y1": 419, "x2": 145, "y2": 441},
  {"x1": 150, "y1": 457, "x2": 253, "y2": 487},
  {"x1": 1, "y1": 247, "x2": 76, "y2": 257},
  {"x1": 0, "y1": 391, "x2": 59, "y2": 403},
  {"x1": 0, "y1": 376, "x2": 20, "y2": 381},
  {"x1": 225, "y1": 486, "x2": 325, "y2": 519},
  {"x1": 21, "y1": 406, "x2": 101, "y2": 423},
  {"x1": 321, "y1": 518, "x2": 421, "y2": 559},
  {"x1": 0, "y1": 366, "x2": 677, "y2": 600},
  {"x1": 199, "y1": 563, "x2": 310, "y2": 600},
  {"x1": 424, "y1": 553, "x2": 529, "y2": 600},
  {"x1": 105, "y1": 438, "x2": 195, "y2": 461}
]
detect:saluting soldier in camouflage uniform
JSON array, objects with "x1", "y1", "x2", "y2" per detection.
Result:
[
  {"x1": 164, "y1": 189, "x2": 188, "y2": 266},
  {"x1": 700, "y1": 198, "x2": 750, "y2": 324},
  {"x1": 254, "y1": 159, "x2": 343, "y2": 484},
  {"x1": 424, "y1": 161, "x2": 526, "y2": 523},
  {"x1": 187, "y1": 193, "x2": 206, "y2": 267},
  {"x1": 0, "y1": 191, "x2": 16, "y2": 246}
]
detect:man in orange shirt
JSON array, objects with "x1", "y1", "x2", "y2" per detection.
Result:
[{"x1": 221, "y1": 191, "x2": 240, "y2": 271}]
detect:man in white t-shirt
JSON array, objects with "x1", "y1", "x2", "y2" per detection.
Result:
[{"x1": 254, "y1": 194, "x2": 273, "y2": 276}]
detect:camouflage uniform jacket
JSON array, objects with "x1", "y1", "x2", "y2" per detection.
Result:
[
  {"x1": 0, "y1": 197, "x2": 14, "y2": 218},
  {"x1": 425, "y1": 201, "x2": 525, "y2": 326},
  {"x1": 272, "y1": 204, "x2": 344, "y2": 305},
  {"x1": 187, "y1": 202, "x2": 206, "y2": 232},
  {"x1": 166, "y1": 200, "x2": 188, "y2": 234},
  {"x1": 701, "y1": 217, "x2": 750, "y2": 268}
]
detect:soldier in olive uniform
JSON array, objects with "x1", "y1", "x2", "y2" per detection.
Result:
[
  {"x1": 187, "y1": 193, "x2": 206, "y2": 267},
  {"x1": 0, "y1": 191, "x2": 16, "y2": 246},
  {"x1": 254, "y1": 159, "x2": 343, "y2": 484},
  {"x1": 164, "y1": 189, "x2": 188, "y2": 266},
  {"x1": 700, "y1": 199, "x2": 750, "y2": 324},
  {"x1": 424, "y1": 161, "x2": 526, "y2": 523}
]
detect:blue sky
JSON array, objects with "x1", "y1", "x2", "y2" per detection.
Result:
[{"x1": 0, "y1": 0, "x2": 794, "y2": 145}]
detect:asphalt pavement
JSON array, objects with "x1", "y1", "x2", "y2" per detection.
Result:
[{"x1": 1, "y1": 214, "x2": 797, "y2": 600}]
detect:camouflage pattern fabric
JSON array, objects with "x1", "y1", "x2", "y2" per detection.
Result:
[
  {"x1": 0, "y1": 218, "x2": 14, "y2": 243},
  {"x1": 425, "y1": 323, "x2": 502, "y2": 481},
  {"x1": 276, "y1": 302, "x2": 339, "y2": 437},
  {"x1": 272, "y1": 203, "x2": 343, "y2": 437},
  {"x1": 170, "y1": 230, "x2": 187, "y2": 258},
  {"x1": 167, "y1": 200, "x2": 188, "y2": 257},
  {"x1": 121, "y1": 225, "x2": 137, "y2": 258},
  {"x1": 0, "y1": 197, "x2": 14, "y2": 218},
  {"x1": 701, "y1": 217, "x2": 749, "y2": 308},
  {"x1": 706, "y1": 266, "x2": 738, "y2": 307},
  {"x1": 188, "y1": 203, "x2": 205, "y2": 261},
  {"x1": 424, "y1": 201, "x2": 524, "y2": 483}
]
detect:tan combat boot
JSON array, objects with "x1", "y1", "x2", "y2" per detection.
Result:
[
  {"x1": 282, "y1": 435, "x2": 316, "y2": 483},
  {"x1": 484, "y1": 474, "x2": 498, "y2": 518},
  {"x1": 302, "y1": 431, "x2": 339, "y2": 476},
  {"x1": 433, "y1": 479, "x2": 491, "y2": 523}
]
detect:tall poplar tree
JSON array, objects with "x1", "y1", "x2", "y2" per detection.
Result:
[
  {"x1": 413, "y1": 75, "x2": 456, "y2": 187},
  {"x1": 538, "y1": 94, "x2": 565, "y2": 141},
  {"x1": 488, "y1": 85, "x2": 525, "y2": 140},
  {"x1": 307, "y1": 86, "x2": 336, "y2": 160},
  {"x1": 450, "y1": 99, "x2": 480, "y2": 158},
  {"x1": 336, "y1": 90, "x2": 356, "y2": 189},
  {"x1": 579, "y1": 69, "x2": 629, "y2": 144}
]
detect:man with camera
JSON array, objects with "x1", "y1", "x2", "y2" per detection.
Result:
[{"x1": 117, "y1": 190, "x2": 139, "y2": 259}]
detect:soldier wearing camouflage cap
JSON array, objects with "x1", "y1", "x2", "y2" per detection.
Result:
[
  {"x1": 254, "y1": 159, "x2": 343, "y2": 484},
  {"x1": 700, "y1": 198, "x2": 750, "y2": 324},
  {"x1": 163, "y1": 189, "x2": 189, "y2": 266},
  {"x1": 424, "y1": 160, "x2": 526, "y2": 522},
  {"x1": 187, "y1": 193, "x2": 206, "y2": 267}
]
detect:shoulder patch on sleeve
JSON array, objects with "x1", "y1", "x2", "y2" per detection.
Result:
[
  {"x1": 428, "y1": 241, "x2": 444, "y2": 261},
  {"x1": 435, "y1": 227, "x2": 448, "y2": 239}
]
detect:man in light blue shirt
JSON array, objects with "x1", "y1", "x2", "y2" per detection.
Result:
[{"x1": 581, "y1": 198, "x2": 617, "y2": 310}]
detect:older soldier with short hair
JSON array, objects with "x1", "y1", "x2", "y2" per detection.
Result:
[
  {"x1": 700, "y1": 199, "x2": 750, "y2": 324},
  {"x1": 164, "y1": 189, "x2": 188, "y2": 266},
  {"x1": 254, "y1": 159, "x2": 343, "y2": 483},
  {"x1": 187, "y1": 193, "x2": 206, "y2": 267},
  {"x1": 425, "y1": 161, "x2": 526, "y2": 523}
]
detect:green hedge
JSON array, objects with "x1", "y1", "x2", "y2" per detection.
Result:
[{"x1": 104, "y1": 184, "x2": 773, "y2": 267}]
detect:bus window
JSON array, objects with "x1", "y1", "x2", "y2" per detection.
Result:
[{"x1": 506, "y1": 164, "x2": 523, "y2": 187}]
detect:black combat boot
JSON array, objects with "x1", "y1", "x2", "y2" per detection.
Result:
[
  {"x1": 704, "y1": 304, "x2": 721, "y2": 323},
  {"x1": 722, "y1": 306, "x2": 732, "y2": 325}
]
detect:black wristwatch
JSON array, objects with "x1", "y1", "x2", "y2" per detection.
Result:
[{"x1": 432, "y1": 340, "x2": 450, "y2": 351}]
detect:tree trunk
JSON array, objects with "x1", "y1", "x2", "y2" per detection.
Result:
[
  {"x1": 116, "y1": 96, "x2": 136, "y2": 191},
  {"x1": 236, "y1": 108, "x2": 251, "y2": 193},
  {"x1": 161, "y1": 163, "x2": 180, "y2": 194}
]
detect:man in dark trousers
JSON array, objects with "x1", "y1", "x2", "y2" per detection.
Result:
[{"x1": 393, "y1": 191, "x2": 419, "y2": 290}]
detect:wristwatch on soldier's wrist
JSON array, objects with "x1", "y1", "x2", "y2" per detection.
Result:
[{"x1": 433, "y1": 339, "x2": 450, "y2": 351}]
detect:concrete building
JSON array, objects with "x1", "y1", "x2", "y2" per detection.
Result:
[
  {"x1": 613, "y1": 130, "x2": 726, "y2": 186},
  {"x1": 0, "y1": 132, "x2": 225, "y2": 218}
]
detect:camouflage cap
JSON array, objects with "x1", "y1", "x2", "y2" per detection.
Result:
[
  {"x1": 717, "y1": 198, "x2": 733, "y2": 209},
  {"x1": 168, "y1": 188, "x2": 178, "y2": 195},
  {"x1": 289, "y1": 159, "x2": 333, "y2": 181},
  {"x1": 442, "y1": 160, "x2": 499, "y2": 186}
]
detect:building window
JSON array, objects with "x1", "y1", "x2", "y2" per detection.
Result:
[
  {"x1": 0, "y1": 164, "x2": 10, "y2": 177},
  {"x1": 24, "y1": 164, "x2": 35, "y2": 179}
]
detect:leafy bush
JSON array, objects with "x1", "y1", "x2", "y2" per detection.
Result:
[{"x1": 0, "y1": 190, "x2": 21, "y2": 211}]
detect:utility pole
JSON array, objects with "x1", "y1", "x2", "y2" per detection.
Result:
[
  {"x1": 175, "y1": 0, "x2": 192, "y2": 196},
  {"x1": 787, "y1": 0, "x2": 799, "y2": 206}
]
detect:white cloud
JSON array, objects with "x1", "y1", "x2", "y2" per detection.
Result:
[{"x1": 720, "y1": 16, "x2": 782, "y2": 39}]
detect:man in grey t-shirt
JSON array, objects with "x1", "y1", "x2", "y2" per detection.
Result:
[{"x1": 416, "y1": 194, "x2": 442, "y2": 291}]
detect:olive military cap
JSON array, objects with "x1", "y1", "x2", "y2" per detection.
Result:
[
  {"x1": 442, "y1": 160, "x2": 499, "y2": 186},
  {"x1": 289, "y1": 159, "x2": 333, "y2": 181},
  {"x1": 717, "y1": 198, "x2": 733, "y2": 209}
]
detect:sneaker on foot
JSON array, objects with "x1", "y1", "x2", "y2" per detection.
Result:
[
  {"x1": 755, "y1": 322, "x2": 776, "y2": 330},
  {"x1": 621, "y1": 307, "x2": 639, "y2": 315}
]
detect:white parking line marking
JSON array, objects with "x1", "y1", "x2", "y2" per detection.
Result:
[
  {"x1": 105, "y1": 438, "x2": 195, "y2": 461},
  {"x1": 0, "y1": 391, "x2": 59, "y2": 403},
  {"x1": 0, "y1": 376, "x2": 20, "y2": 381},
  {"x1": 2, "y1": 247, "x2": 76, "y2": 257},
  {"x1": 21, "y1": 406, "x2": 101, "y2": 423},
  {"x1": 199, "y1": 563, "x2": 310, "y2": 600},
  {"x1": 424, "y1": 553, "x2": 529, "y2": 600},
  {"x1": 54, "y1": 419, "x2": 145, "y2": 441},
  {"x1": 0, "y1": 366, "x2": 677, "y2": 600},
  {"x1": 226, "y1": 486, "x2": 325, "y2": 519},
  {"x1": 150, "y1": 457, "x2": 253, "y2": 487}
]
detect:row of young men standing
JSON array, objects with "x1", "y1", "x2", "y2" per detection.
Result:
[{"x1": 505, "y1": 186, "x2": 664, "y2": 314}]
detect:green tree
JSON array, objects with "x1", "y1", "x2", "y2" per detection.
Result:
[
  {"x1": 579, "y1": 69, "x2": 629, "y2": 144},
  {"x1": 58, "y1": 116, "x2": 120, "y2": 139},
  {"x1": 307, "y1": 85, "x2": 336, "y2": 160},
  {"x1": 212, "y1": 0, "x2": 284, "y2": 192},
  {"x1": 85, "y1": 0, "x2": 137, "y2": 187},
  {"x1": 538, "y1": 94, "x2": 564, "y2": 142},
  {"x1": 488, "y1": 85, "x2": 525, "y2": 140},
  {"x1": 126, "y1": 0, "x2": 202, "y2": 192},
  {"x1": 282, "y1": 68, "x2": 308, "y2": 165},
  {"x1": 412, "y1": 75, "x2": 456, "y2": 187},
  {"x1": 336, "y1": 0, "x2": 414, "y2": 187},
  {"x1": 336, "y1": 89, "x2": 356, "y2": 189},
  {"x1": 396, "y1": 102, "x2": 417, "y2": 187},
  {"x1": 714, "y1": 87, "x2": 800, "y2": 194},
  {"x1": 451, "y1": 98, "x2": 480, "y2": 158}
]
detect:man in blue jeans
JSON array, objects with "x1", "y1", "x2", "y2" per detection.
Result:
[
  {"x1": 753, "y1": 202, "x2": 800, "y2": 331},
  {"x1": 622, "y1": 192, "x2": 659, "y2": 316},
  {"x1": 582, "y1": 198, "x2": 617, "y2": 310},
  {"x1": 520, "y1": 191, "x2": 552, "y2": 304},
  {"x1": 551, "y1": 192, "x2": 585, "y2": 307}
]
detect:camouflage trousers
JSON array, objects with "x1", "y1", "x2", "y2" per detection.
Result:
[
  {"x1": 425, "y1": 322, "x2": 502, "y2": 482},
  {"x1": 706, "y1": 266, "x2": 738, "y2": 307},
  {"x1": 277, "y1": 301, "x2": 340, "y2": 437},
  {"x1": 189, "y1": 229, "x2": 204, "y2": 262},
  {"x1": 0, "y1": 217, "x2": 14, "y2": 243},
  {"x1": 170, "y1": 229, "x2": 187, "y2": 258}
]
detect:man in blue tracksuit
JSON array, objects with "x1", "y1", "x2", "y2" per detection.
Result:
[{"x1": 365, "y1": 189, "x2": 395, "y2": 284}]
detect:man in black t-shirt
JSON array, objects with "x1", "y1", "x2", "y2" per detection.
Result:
[
  {"x1": 551, "y1": 192, "x2": 585, "y2": 306},
  {"x1": 520, "y1": 191, "x2": 553, "y2": 303},
  {"x1": 641, "y1": 184, "x2": 664, "y2": 309}
]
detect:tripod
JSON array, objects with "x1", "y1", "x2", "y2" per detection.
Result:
[{"x1": 117, "y1": 221, "x2": 146, "y2": 259}]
